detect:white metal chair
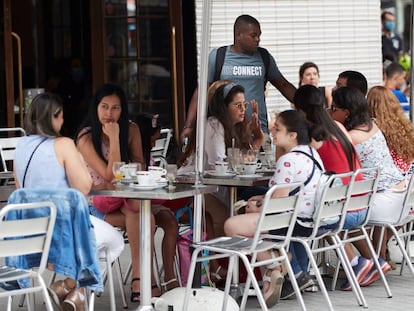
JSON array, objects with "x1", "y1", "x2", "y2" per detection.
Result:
[
  {"x1": 183, "y1": 182, "x2": 306, "y2": 311},
  {"x1": 368, "y1": 173, "x2": 414, "y2": 277},
  {"x1": 288, "y1": 171, "x2": 369, "y2": 310},
  {"x1": 151, "y1": 128, "x2": 172, "y2": 165},
  {"x1": 331, "y1": 167, "x2": 392, "y2": 298},
  {"x1": 88, "y1": 248, "x2": 128, "y2": 311},
  {"x1": 0, "y1": 127, "x2": 26, "y2": 173},
  {"x1": 0, "y1": 200, "x2": 57, "y2": 311}
]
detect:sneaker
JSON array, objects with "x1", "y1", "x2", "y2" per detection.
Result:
[
  {"x1": 340, "y1": 257, "x2": 373, "y2": 291},
  {"x1": 353, "y1": 257, "x2": 374, "y2": 283},
  {"x1": 360, "y1": 257, "x2": 391, "y2": 287},
  {"x1": 62, "y1": 288, "x2": 85, "y2": 311},
  {"x1": 280, "y1": 272, "x2": 315, "y2": 299}
]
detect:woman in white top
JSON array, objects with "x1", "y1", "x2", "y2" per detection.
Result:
[{"x1": 225, "y1": 110, "x2": 324, "y2": 307}]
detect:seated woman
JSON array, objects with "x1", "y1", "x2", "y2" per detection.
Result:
[
  {"x1": 366, "y1": 85, "x2": 414, "y2": 269},
  {"x1": 293, "y1": 85, "x2": 384, "y2": 289},
  {"x1": 76, "y1": 83, "x2": 160, "y2": 302},
  {"x1": 331, "y1": 87, "x2": 407, "y2": 284},
  {"x1": 225, "y1": 110, "x2": 324, "y2": 307},
  {"x1": 135, "y1": 112, "x2": 179, "y2": 291},
  {"x1": 366, "y1": 86, "x2": 414, "y2": 174},
  {"x1": 12, "y1": 93, "x2": 124, "y2": 311}
]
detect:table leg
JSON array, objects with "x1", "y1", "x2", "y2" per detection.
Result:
[
  {"x1": 137, "y1": 199, "x2": 155, "y2": 311},
  {"x1": 228, "y1": 187, "x2": 243, "y2": 299}
]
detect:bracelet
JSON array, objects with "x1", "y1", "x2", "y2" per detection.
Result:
[{"x1": 183, "y1": 125, "x2": 193, "y2": 130}]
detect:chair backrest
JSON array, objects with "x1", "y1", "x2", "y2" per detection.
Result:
[
  {"x1": 0, "y1": 127, "x2": 26, "y2": 172},
  {"x1": 0, "y1": 185, "x2": 16, "y2": 208},
  {"x1": 151, "y1": 128, "x2": 173, "y2": 159},
  {"x1": 311, "y1": 171, "x2": 354, "y2": 237},
  {"x1": 346, "y1": 167, "x2": 380, "y2": 228},
  {"x1": 397, "y1": 173, "x2": 414, "y2": 224},
  {"x1": 253, "y1": 182, "x2": 303, "y2": 250},
  {"x1": 0, "y1": 200, "x2": 56, "y2": 274}
]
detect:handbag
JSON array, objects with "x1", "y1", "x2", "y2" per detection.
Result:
[{"x1": 175, "y1": 205, "x2": 208, "y2": 286}]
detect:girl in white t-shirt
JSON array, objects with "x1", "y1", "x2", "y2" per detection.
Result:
[{"x1": 224, "y1": 110, "x2": 323, "y2": 306}]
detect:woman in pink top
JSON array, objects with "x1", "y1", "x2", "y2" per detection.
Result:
[{"x1": 76, "y1": 83, "x2": 160, "y2": 302}]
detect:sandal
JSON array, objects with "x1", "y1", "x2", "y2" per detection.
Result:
[
  {"x1": 161, "y1": 278, "x2": 179, "y2": 291},
  {"x1": 130, "y1": 278, "x2": 140, "y2": 303},
  {"x1": 262, "y1": 269, "x2": 284, "y2": 308},
  {"x1": 152, "y1": 283, "x2": 161, "y2": 297}
]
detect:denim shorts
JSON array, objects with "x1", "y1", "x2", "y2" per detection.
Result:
[
  {"x1": 320, "y1": 208, "x2": 367, "y2": 231},
  {"x1": 89, "y1": 205, "x2": 106, "y2": 220}
]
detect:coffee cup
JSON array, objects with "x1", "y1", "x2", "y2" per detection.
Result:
[
  {"x1": 241, "y1": 161, "x2": 261, "y2": 175},
  {"x1": 123, "y1": 163, "x2": 140, "y2": 179},
  {"x1": 136, "y1": 171, "x2": 155, "y2": 186},
  {"x1": 148, "y1": 166, "x2": 167, "y2": 181},
  {"x1": 215, "y1": 161, "x2": 229, "y2": 174}
]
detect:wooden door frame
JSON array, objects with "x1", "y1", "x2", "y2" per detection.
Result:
[
  {"x1": 89, "y1": 1, "x2": 186, "y2": 143},
  {"x1": 3, "y1": 0, "x2": 15, "y2": 127}
]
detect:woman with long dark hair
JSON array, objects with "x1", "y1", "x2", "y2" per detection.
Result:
[{"x1": 76, "y1": 83, "x2": 160, "y2": 302}]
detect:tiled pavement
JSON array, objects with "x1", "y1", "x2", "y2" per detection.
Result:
[{"x1": 2, "y1": 238, "x2": 414, "y2": 310}]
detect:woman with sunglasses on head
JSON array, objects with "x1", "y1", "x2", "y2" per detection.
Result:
[{"x1": 205, "y1": 82, "x2": 264, "y2": 169}]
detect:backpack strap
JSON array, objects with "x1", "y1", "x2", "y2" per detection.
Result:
[
  {"x1": 288, "y1": 147, "x2": 320, "y2": 196},
  {"x1": 291, "y1": 148, "x2": 323, "y2": 171},
  {"x1": 214, "y1": 46, "x2": 227, "y2": 82},
  {"x1": 214, "y1": 46, "x2": 270, "y2": 90},
  {"x1": 257, "y1": 47, "x2": 270, "y2": 89}
]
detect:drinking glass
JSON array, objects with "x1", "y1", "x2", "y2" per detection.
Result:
[
  {"x1": 166, "y1": 164, "x2": 178, "y2": 189},
  {"x1": 126, "y1": 162, "x2": 141, "y2": 179},
  {"x1": 112, "y1": 161, "x2": 125, "y2": 184},
  {"x1": 231, "y1": 153, "x2": 243, "y2": 175}
]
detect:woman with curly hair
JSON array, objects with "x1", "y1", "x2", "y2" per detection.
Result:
[{"x1": 366, "y1": 86, "x2": 414, "y2": 174}]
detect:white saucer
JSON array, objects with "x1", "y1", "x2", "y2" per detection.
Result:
[
  {"x1": 120, "y1": 178, "x2": 135, "y2": 184},
  {"x1": 237, "y1": 173, "x2": 263, "y2": 178},
  {"x1": 128, "y1": 183, "x2": 165, "y2": 190},
  {"x1": 205, "y1": 170, "x2": 237, "y2": 178}
]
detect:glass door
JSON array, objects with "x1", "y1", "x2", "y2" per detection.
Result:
[{"x1": 103, "y1": 0, "x2": 172, "y2": 127}]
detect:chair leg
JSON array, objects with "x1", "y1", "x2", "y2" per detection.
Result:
[
  {"x1": 88, "y1": 290, "x2": 95, "y2": 311},
  {"x1": 238, "y1": 254, "x2": 269, "y2": 311},
  {"x1": 174, "y1": 246, "x2": 182, "y2": 286},
  {"x1": 123, "y1": 261, "x2": 132, "y2": 285},
  {"x1": 388, "y1": 224, "x2": 414, "y2": 276},
  {"x1": 301, "y1": 241, "x2": 333, "y2": 311},
  {"x1": 360, "y1": 226, "x2": 392, "y2": 297},
  {"x1": 7, "y1": 296, "x2": 12, "y2": 311},
  {"x1": 114, "y1": 257, "x2": 128, "y2": 308},
  {"x1": 105, "y1": 249, "x2": 116, "y2": 311},
  {"x1": 333, "y1": 236, "x2": 367, "y2": 307},
  {"x1": 183, "y1": 248, "x2": 203, "y2": 311}
]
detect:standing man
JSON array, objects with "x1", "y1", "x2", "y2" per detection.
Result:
[
  {"x1": 180, "y1": 14, "x2": 296, "y2": 143},
  {"x1": 381, "y1": 11, "x2": 403, "y2": 64}
]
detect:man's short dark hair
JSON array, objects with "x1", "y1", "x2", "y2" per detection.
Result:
[
  {"x1": 385, "y1": 62, "x2": 405, "y2": 78},
  {"x1": 381, "y1": 11, "x2": 394, "y2": 22},
  {"x1": 338, "y1": 70, "x2": 368, "y2": 96},
  {"x1": 234, "y1": 15, "x2": 260, "y2": 34}
]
